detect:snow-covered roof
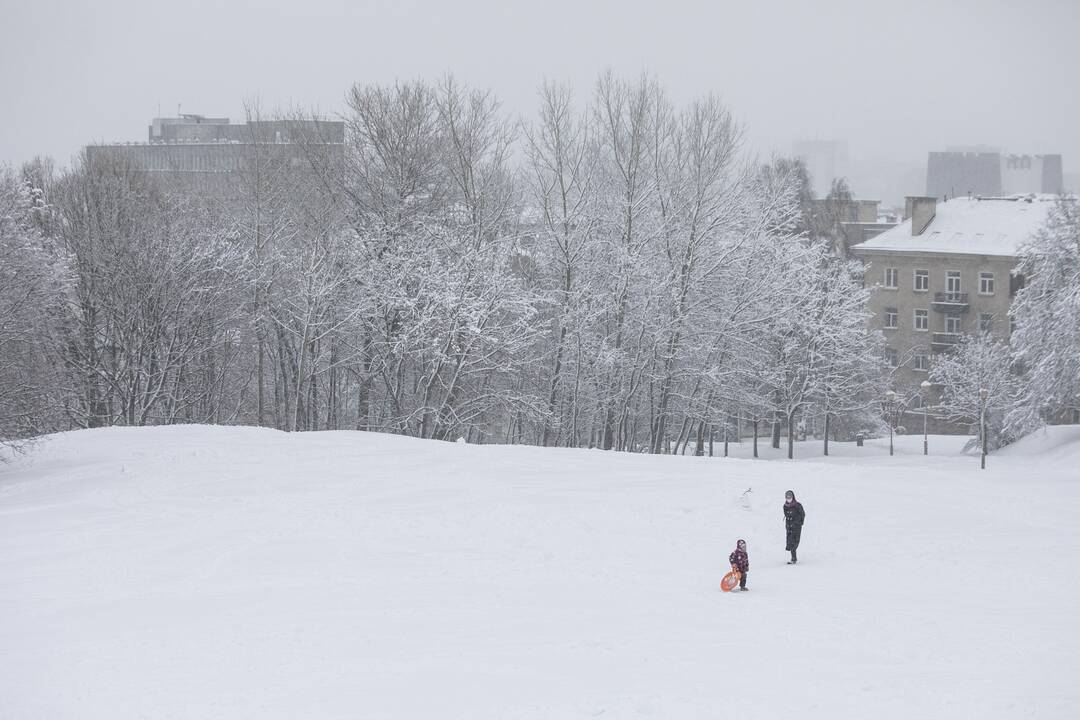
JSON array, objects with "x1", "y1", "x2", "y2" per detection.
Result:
[{"x1": 851, "y1": 194, "x2": 1061, "y2": 257}]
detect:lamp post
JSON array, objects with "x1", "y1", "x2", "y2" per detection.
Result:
[
  {"x1": 885, "y1": 390, "x2": 897, "y2": 456},
  {"x1": 921, "y1": 380, "x2": 932, "y2": 456},
  {"x1": 979, "y1": 387, "x2": 988, "y2": 470}
]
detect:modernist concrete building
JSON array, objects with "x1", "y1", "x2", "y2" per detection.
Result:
[
  {"x1": 851, "y1": 194, "x2": 1058, "y2": 431},
  {"x1": 85, "y1": 114, "x2": 345, "y2": 198},
  {"x1": 927, "y1": 149, "x2": 1064, "y2": 200}
]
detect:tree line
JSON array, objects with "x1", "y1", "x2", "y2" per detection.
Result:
[{"x1": 14, "y1": 73, "x2": 1074, "y2": 457}]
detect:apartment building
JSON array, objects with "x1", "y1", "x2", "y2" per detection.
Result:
[{"x1": 851, "y1": 194, "x2": 1056, "y2": 431}]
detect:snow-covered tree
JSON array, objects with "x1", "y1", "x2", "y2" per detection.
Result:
[
  {"x1": 809, "y1": 254, "x2": 886, "y2": 455},
  {"x1": 341, "y1": 77, "x2": 542, "y2": 442},
  {"x1": 1010, "y1": 197, "x2": 1080, "y2": 429},
  {"x1": 47, "y1": 154, "x2": 249, "y2": 427},
  {"x1": 0, "y1": 167, "x2": 63, "y2": 450},
  {"x1": 929, "y1": 335, "x2": 1018, "y2": 450},
  {"x1": 522, "y1": 81, "x2": 602, "y2": 447},
  {"x1": 0, "y1": 72, "x2": 889, "y2": 456}
]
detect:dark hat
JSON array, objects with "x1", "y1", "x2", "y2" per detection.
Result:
[{"x1": 785, "y1": 490, "x2": 795, "y2": 500}]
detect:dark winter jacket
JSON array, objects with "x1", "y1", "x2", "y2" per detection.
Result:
[
  {"x1": 729, "y1": 540, "x2": 749, "y2": 573},
  {"x1": 784, "y1": 497, "x2": 805, "y2": 528}
]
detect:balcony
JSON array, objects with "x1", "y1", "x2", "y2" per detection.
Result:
[
  {"x1": 931, "y1": 292, "x2": 969, "y2": 312},
  {"x1": 931, "y1": 332, "x2": 962, "y2": 351}
]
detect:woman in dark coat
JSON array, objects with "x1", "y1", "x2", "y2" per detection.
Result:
[{"x1": 784, "y1": 490, "x2": 805, "y2": 564}]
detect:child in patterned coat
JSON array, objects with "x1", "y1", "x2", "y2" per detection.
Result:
[{"x1": 729, "y1": 539, "x2": 750, "y2": 591}]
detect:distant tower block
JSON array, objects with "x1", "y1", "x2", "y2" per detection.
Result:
[
  {"x1": 927, "y1": 149, "x2": 1064, "y2": 199},
  {"x1": 793, "y1": 139, "x2": 849, "y2": 199}
]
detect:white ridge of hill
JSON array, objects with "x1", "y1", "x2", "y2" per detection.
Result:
[
  {"x1": 996, "y1": 423, "x2": 1080, "y2": 461},
  {"x1": 1, "y1": 425, "x2": 1078, "y2": 719}
]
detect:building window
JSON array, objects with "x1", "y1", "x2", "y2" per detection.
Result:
[
  {"x1": 946, "y1": 313, "x2": 962, "y2": 334},
  {"x1": 911, "y1": 394, "x2": 924, "y2": 409},
  {"x1": 979, "y1": 313, "x2": 994, "y2": 334},
  {"x1": 884, "y1": 307, "x2": 898, "y2": 329},
  {"x1": 979, "y1": 272, "x2": 995, "y2": 295},
  {"x1": 914, "y1": 353, "x2": 930, "y2": 372},
  {"x1": 884, "y1": 347, "x2": 898, "y2": 367},
  {"x1": 884, "y1": 267, "x2": 899, "y2": 289},
  {"x1": 914, "y1": 269, "x2": 929, "y2": 292},
  {"x1": 946, "y1": 270, "x2": 962, "y2": 296},
  {"x1": 914, "y1": 309, "x2": 929, "y2": 331}
]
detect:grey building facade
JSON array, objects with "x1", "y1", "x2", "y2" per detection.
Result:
[{"x1": 85, "y1": 114, "x2": 345, "y2": 197}]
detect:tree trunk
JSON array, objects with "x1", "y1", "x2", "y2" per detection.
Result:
[
  {"x1": 753, "y1": 420, "x2": 759, "y2": 458},
  {"x1": 787, "y1": 411, "x2": 795, "y2": 460},
  {"x1": 542, "y1": 325, "x2": 568, "y2": 447},
  {"x1": 823, "y1": 412, "x2": 830, "y2": 456},
  {"x1": 601, "y1": 404, "x2": 616, "y2": 450},
  {"x1": 257, "y1": 335, "x2": 265, "y2": 426},
  {"x1": 291, "y1": 337, "x2": 307, "y2": 433},
  {"x1": 355, "y1": 343, "x2": 373, "y2": 431},
  {"x1": 674, "y1": 416, "x2": 691, "y2": 455},
  {"x1": 327, "y1": 336, "x2": 337, "y2": 430}
]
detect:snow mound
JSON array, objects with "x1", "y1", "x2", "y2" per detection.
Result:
[
  {"x1": 1, "y1": 425, "x2": 1078, "y2": 719},
  {"x1": 997, "y1": 423, "x2": 1080, "y2": 462}
]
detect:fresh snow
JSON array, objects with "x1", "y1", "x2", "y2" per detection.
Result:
[
  {"x1": 2, "y1": 425, "x2": 1078, "y2": 719},
  {"x1": 852, "y1": 194, "x2": 1061, "y2": 257},
  {"x1": 995, "y1": 423, "x2": 1080, "y2": 461}
]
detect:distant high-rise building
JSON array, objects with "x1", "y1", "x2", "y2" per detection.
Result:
[
  {"x1": 793, "y1": 139, "x2": 848, "y2": 198},
  {"x1": 926, "y1": 149, "x2": 1064, "y2": 199},
  {"x1": 85, "y1": 113, "x2": 345, "y2": 197}
]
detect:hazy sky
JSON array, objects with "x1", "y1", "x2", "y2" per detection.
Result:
[{"x1": 2, "y1": 0, "x2": 1077, "y2": 202}]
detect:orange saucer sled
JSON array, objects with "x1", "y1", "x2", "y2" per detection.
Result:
[{"x1": 720, "y1": 569, "x2": 741, "y2": 592}]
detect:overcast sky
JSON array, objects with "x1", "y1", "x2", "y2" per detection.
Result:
[{"x1": 2, "y1": 0, "x2": 1077, "y2": 202}]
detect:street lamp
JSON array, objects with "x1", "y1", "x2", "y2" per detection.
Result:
[
  {"x1": 920, "y1": 380, "x2": 932, "y2": 456},
  {"x1": 979, "y1": 387, "x2": 989, "y2": 470},
  {"x1": 885, "y1": 390, "x2": 897, "y2": 456}
]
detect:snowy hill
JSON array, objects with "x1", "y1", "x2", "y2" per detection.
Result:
[{"x1": 2, "y1": 425, "x2": 1078, "y2": 719}]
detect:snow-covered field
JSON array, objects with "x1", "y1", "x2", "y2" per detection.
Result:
[{"x1": 2, "y1": 425, "x2": 1078, "y2": 719}]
